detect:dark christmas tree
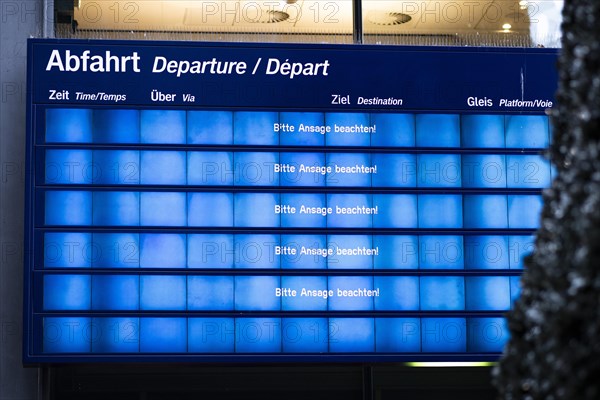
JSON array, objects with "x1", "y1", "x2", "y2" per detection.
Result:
[{"x1": 494, "y1": 1, "x2": 600, "y2": 398}]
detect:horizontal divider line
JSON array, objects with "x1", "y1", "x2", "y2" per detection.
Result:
[
  {"x1": 35, "y1": 186, "x2": 546, "y2": 194},
  {"x1": 33, "y1": 269, "x2": 524, "y2": 277},
  {"x1": 33, "y1": 311, "x2": 508, "y2": 318},
  {"x1": 34, "y1": 227, "x2": 539, "y2": 235},
  {"x1": 36, "y1": 143, "x2": 548, "y2": 155}
]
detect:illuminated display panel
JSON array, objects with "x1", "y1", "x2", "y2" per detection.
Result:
[{"x1": 25, "y1": 39, "x2": 557, "y2": 362}]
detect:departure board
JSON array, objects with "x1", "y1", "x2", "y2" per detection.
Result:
[{"x1": 24, "y1": 39, "x2": 558, "y2": 362}]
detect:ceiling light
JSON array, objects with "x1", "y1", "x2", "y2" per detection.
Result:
[
  {"x1": 406, "y1": 362, "x2": 496, "y2": 368},
  {"x1": 502, "y1": 23, "x2": 512, "y2": 30},
  {"x1": 367, "y1": 11, "x2": 412, "y2": 26}
]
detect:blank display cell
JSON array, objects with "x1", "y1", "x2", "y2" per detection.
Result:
[
  {"x1": 43, "y1": 317, "x2": 91, "y2": 353},
  {"x1": 93, "y1": 109, "x2": 140, "y2": 143},
  {"x1": 188, "y1": 318, "x2": 235, "y2": 353},
  {"x1": 234, "y1": 235, "x2": 280, "y2": 269},
  {"x1": 234, "y1": 276, "x2": 281, "y2": 311},
  {"x1": 234, "y1": 112, "x2": 278, "y2": 145},
  {"x1": 92, "y1": 317, "x2": 140, "y2": 353},
  {"x1": 234, "y1": 193, "x2": 280, "y2": 227},
  {"x1": 92, "y1": 275, "x2": 139, "y2": 310},
  {"x1": 141, "y1": 151, "x2": 186, "y2": 185},
  {"x1": 464, "y1": 236, "x2": 509, "y2": 270},
  {"x1": 234, "y1": 152, "x2": 279, "y2": 186},
  {"x1": 419, "y1": 236, "x2": 464, "y2": 269},
  {"x1": 370, "y1": 114, "x2": 415, "y2": 147},
  {"x1": 140, "y1": 318, "x2": 187, "y2": 353},
  {"x1": 375, "y1": 318, "x2": 421, "y2": 352},
  {"x1": 373, "y1": 236, "x2": 419, "y2": 269},
  {"x1": 468, "y1": 318, "x2": 509, "y2": 353},
  {"x1": 421, "y1": 318, "x2": 466, "y2": 353},
  {"x1": 420, "y1": 277, "x2": 465, "y2": 310},
  {"x1": 140, "y1": 276, "x2": 186, "y2": 310},
  {"x1": 188, "y1": 193, "x2": 233, "y2": 227},
  {"x1": 93, "y1": 191, "x2": 140, "y2": 226},
  {"x1": 46, "y1": 109, "x2": 92, "y2": 143},
  {"x1": 508, "y1": 195, "x2": 543, "y2": 228},
  {"x1": 329, "y1": 318, "x2": 374, "y2": 353},
  {"x1": 140, "y1": 192, "x2": 186, "y2": 226},
  {"x1": 282, "y1": 318, "x2": 329, "y2": 353},
  {"x1": 44, "y1": 232, "x2": 91, "y2": 268},
  {"x1": 45, "y1": 149, "x2": 92, "y2": 184},
  {"x1": 461, "y1": 115, "x2": 505, "y2": 148},
  {"x1": 187, "y1": 111, "x2": 233, "y2": 145},
  {"x1": 373, "y1": 194, "x2": 418, "y2": 228},
  {"x1": 417, "y1": 154, "x2": 461, "y2": 188},
  {"x1": 374, "y1": 276, "x2": 419, "y2": 311},
  {"x1": 43, "y1": 275, "x2": 91, "y2": 310},
  {"x1": 188, "y1": 276, "x2": 234, "y2": 311},
  {"x1": 416, "y1": 114, "x2": 460, "y2": 147},
  {"x1": 506, "y1": 155, "x2": 552, "y2": 188},
  {"x1": 505, "y1": 115, "x2": 549, "y2": 148},
  {"x1": 371, "y1": 154, "x2": 417, "y2": 187},
  {"x1": 462, "y1": 154, "x2": 506, "y2": 188},
  {"x1": 140, "y1": 234, "x2": 186, "y2": 268},
  {"x1": 92, "y1": 150, "x2": 140, "y2": 185},
  {"x1": 418, "y1": 195, "x2": 463, "y2": 228},
  {"x1": 465, "y1": 277, "x2": 511, "y2": 311},
  {"x1": 141, "y1": 110, "x2": 186, "y2": 144},
  {"x1": 92, "y1": 233, "x2": 140, "y2": 269},
  {"x1": 188, "y1": 234, "x2": 234, "y2": 269},
  {"x1": 463, "y1": 195, "x2": 508, "y2": 229},
  {"x1": 235, "y1": 318, "x2": 282, "y2": 353},
  {"x1": 45, "y1": 191, "x2": 91, "y2": 226},
  {"x1": 187, "y1": 152, "x2": 233, "y2": 186}
]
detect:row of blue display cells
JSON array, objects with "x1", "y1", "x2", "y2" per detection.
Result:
[
  {"x1": 44, "y1": 233, "x2": 534, "y2": 269},
  {"x1": 44, "y1": 191, "x2": 543, "y2": 229},
  {"x1": 45, "y1": 150, "x2": 553, "y2": 188},
  {"x1": 42, "y1": 316, "x2": 508, "y2": 354},
  {"x1": 45, "y1": 109, "x2": 550, "y2": 148},
  {"x1": 43, "y1": 274, "x2": 521, "y2": 312}
]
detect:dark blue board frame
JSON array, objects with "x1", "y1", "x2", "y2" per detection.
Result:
[{"x1": 24, "y1": 38, "x2": 558, "y2": 363}]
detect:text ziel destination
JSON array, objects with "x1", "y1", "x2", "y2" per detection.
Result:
[{"x1": 45, "y1": 50, "x2": 330, "y2": 79}]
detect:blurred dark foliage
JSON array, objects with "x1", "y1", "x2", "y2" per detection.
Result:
[{"x1": 494, "y1": 1, "x2": 600, "y2": 399}]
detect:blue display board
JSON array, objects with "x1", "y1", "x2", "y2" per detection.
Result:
[{"x1": 24, "y1": 39, "x2": 558, "y2": 363}]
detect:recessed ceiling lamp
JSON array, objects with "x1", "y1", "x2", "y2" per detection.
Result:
[
  {"x1": 502, "y1": 23, "x2": 512, "y2": 31},
  {"x1": 366, "y1": 11, "x2": 412, "y2": 26},
  {"x1": 250, "y1": 10, "x2": 290, "y2": 24}
]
